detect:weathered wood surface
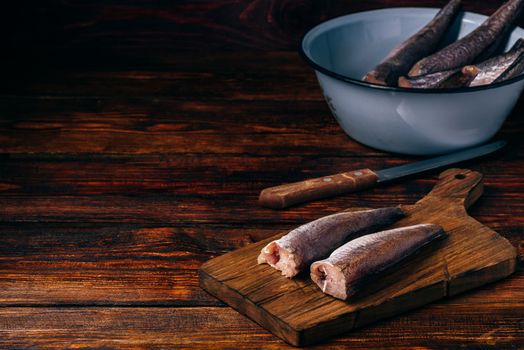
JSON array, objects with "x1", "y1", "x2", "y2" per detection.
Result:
[
  {"x1": 0, "y1": 0, "x2": 522, "y2": 348},
  {"x1": 0, "y1": 305, "x2": 522, "y2": 349},
  {"x1": 200, "y1": 169, "x2": 517, "y2": 346},
  {"x1": 4, "y1": 1, "x2": 524, "y2": 51}
]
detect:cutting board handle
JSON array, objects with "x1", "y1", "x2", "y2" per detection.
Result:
[{"x1": 420, "y1": 168, "x2": 483, "y2": 209}]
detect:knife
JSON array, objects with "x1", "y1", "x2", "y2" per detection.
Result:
[{"x1": 259, "y1": 140, "x2": 506, "y2": 209}]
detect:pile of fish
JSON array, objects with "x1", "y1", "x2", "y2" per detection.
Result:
[
  {"x1": 257, "y1": 207, "x2": 446, "y2": 300},
  {"x1": 363, "y1": 0, "x2": 524, "y2": 88}
]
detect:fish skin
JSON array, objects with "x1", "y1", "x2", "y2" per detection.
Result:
[
  {"x1": 363, "y1": 0, "x2": 462, "y2": 86},
  {"x1": 493, "y1": 41, "x2": 524, "y2": 82},
  {"x1": 440, "y1": 65, "x2": 479, "y2": 87},
  {"x1": 495, "y1": 53, "x2": 524, "y2": 82},
  {"x1": 474, "y1": 23, "x2": 523, "y2": 63},
  {"x1": 257, "y1": 207, "x2": 405, "y2": 278},
  {"x1": 399, "y1": 39, "x2": 524, "y2": 88},
  {"x1": 310, "y1": 224, "x2": 446, "y2": 300},
  {"x1": 468, "y1": 38, "x2": 524, "y2": 86},
  {"x1": 398, "y1": 66, "x2": 478, "y2": 89},
  {"x1": 409, "y1": 0, "x2": 524, "y2": 77},
  {"x1": 398, "y1": 69, "x2": 459, "y2": 88}
]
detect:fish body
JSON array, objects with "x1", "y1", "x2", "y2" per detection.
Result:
[
  {"x1": 398, "y1": 69, "x2": 459, "y2": 88},
  {"x1": 310, "y1": 224, "x2": 446, "y2": 300},
  {"x1": 409, "y1": 0, "x2": 524, "y2": 77},
  {"x1": 398, "y1": 66, "x2": 478, "y2": 89},
  {"x1": 495, "y1": 52, "x2": 524, "y2": 82},
  {"x1": 399, "y1": 38, "x2": 524, "y2": 88},
  {"x1": 257, "y1": 207, "x2": 405, "y2": 278},
  {"x1": 441, "y1": 65, "x2": 480, "y2": 87},
  {"x1": 468, "y1": 38, "x2": 524, "y2": 86},
  {"x1": 363, "y1": 0, "x2": 461, "y2": 86}
]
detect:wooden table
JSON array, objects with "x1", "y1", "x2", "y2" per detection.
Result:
[{"x1": 1, "y1": 1, "x2": 522, "y2": 348}]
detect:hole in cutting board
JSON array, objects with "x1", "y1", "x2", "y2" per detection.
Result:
[{"x1": 455, "y1": 174, "x2": 466, "y2": 179}]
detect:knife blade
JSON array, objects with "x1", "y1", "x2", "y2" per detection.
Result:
[{"x1": 259, "y1": 140, "x2": 506, "y2": 209}]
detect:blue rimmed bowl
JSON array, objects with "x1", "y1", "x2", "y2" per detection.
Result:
[{"x1": 300, "y1": 8, "x2": 524, "y2": 155}]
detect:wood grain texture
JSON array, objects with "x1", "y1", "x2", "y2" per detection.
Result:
[
  {"x1": 0, "y1": 304, "x2": 522, "y2": 349},
  {"x1": 200, "y1": 169, "x2": 517, "y2": 346},
  {"x1": 0, "y1": 185, "x2": 522, "y2": 225},
  {"x1": 0, "y1": 97, "x2": 521, "y2": 158},
  {"x1": 259, "y1": 168, "x2": 379, "y2": 208},
  {"x1": 0, "y1": 223, "x2": 520, "y2": 307},
  {"x1": 0, "y1": 0, "x2": 523, "y2": 348},
  {"x1": 4, "y1": 1, "x2": 523, "y2": 51},
  {"x1": 0, "y1": 224, "x2": 255, "y2": 306},
  {"x1": 0, "y1": 152, "x2": 522, "y2": 225}
]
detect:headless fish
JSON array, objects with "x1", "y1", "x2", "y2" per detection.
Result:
[
  {"x1": 494, "y1": 51, "x2": 524, "y2": 82},
  {"x1": 257, "y1": 207, "x2": 404, "y2": 278},
  {"x1": 398, "y1": 65, "x2": 479, "y2": 89},
  {"x1": 409, "y1": 0, "x2": 524, "y2": 77},
  {"x1": 310, "y1": 224, "x2": 446, "y2": 300},
  {"x1": 467, "y1": 38, "x2": 524, "y2": 86},
  {"x1": 363, "y1": 0, "x2": 462, "y2": 86}
]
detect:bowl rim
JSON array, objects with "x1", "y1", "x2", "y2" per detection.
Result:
[{"x1": 299, "y1": 7, "x2": 524, "y2": 94}]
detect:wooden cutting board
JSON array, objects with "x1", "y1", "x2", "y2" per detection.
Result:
[{"x1": 199, "y1": 169, "x2": 517, "y2": 346}]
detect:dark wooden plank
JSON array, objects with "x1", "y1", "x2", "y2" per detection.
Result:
[
  {"x1": 0, "y1": 153, "x2": 522, "y2": 225},
  {"x1": 0, "y1": 124, "x2": 521, "y2": 156},
  {"x1": 0, "y1": 222, "x2": 519, "y2": 306},
  {"x1": 4, "y1": 1, "x2": 522, "y2": 51},
  {"x1": 0, "y1": 303, "x2": 522, "y2": 349},
  {"x1": 2, "y1": 52, "x2": 320, "y2": 98},
  {"x1": 2, "y1": 60, "x2": 319, "y2": 100},
  {"x1": 0, "y1": 96, "x2": 522, "y2": 156},
  {"x1": 1, "y1": 155, "x2": 522, "y2": 194},
  {"x1": 5, "y1": 51, "x2": 524, "y2": 102},
  {"x1": 0, "y1": 130, "x2": 381, "y2": 156},
  {"x1": 0, "y1": 97, "x2": 336, "y2": 134},
  {"x1": 0, "y1": 189, "x2": 523, "y2": 225},
  {"x1": 0, "y1": 224, "x2": 255, "y2": 306}
]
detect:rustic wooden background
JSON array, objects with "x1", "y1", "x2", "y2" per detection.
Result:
[{"x1": 0, "y1": 0, "x2": 522, "y2": 348}]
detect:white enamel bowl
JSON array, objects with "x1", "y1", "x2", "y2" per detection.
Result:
[{"x1": 300, "y1": 8, "x2": 524, "y2": 155}]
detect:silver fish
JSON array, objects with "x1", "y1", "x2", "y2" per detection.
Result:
[
  {"x1": 363, "y1": 0, "x2": 462, "y2": 86},
  {"x1": 310, "y1": 223, "x2": 446, "y2": 300},
  {"x1": 468, "y1": 38, "x2": 524, "y2": 86},
  {"x1": 257, "y1": 207, "x2": 404, "y2": 278},
  {"x1": 409, "y1": 0, "x2": 524, "y2": 77}
]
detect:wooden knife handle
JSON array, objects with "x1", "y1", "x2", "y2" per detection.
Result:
[{"x1": 259, "y1": 169, "x2": 379, "y2": 209}]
